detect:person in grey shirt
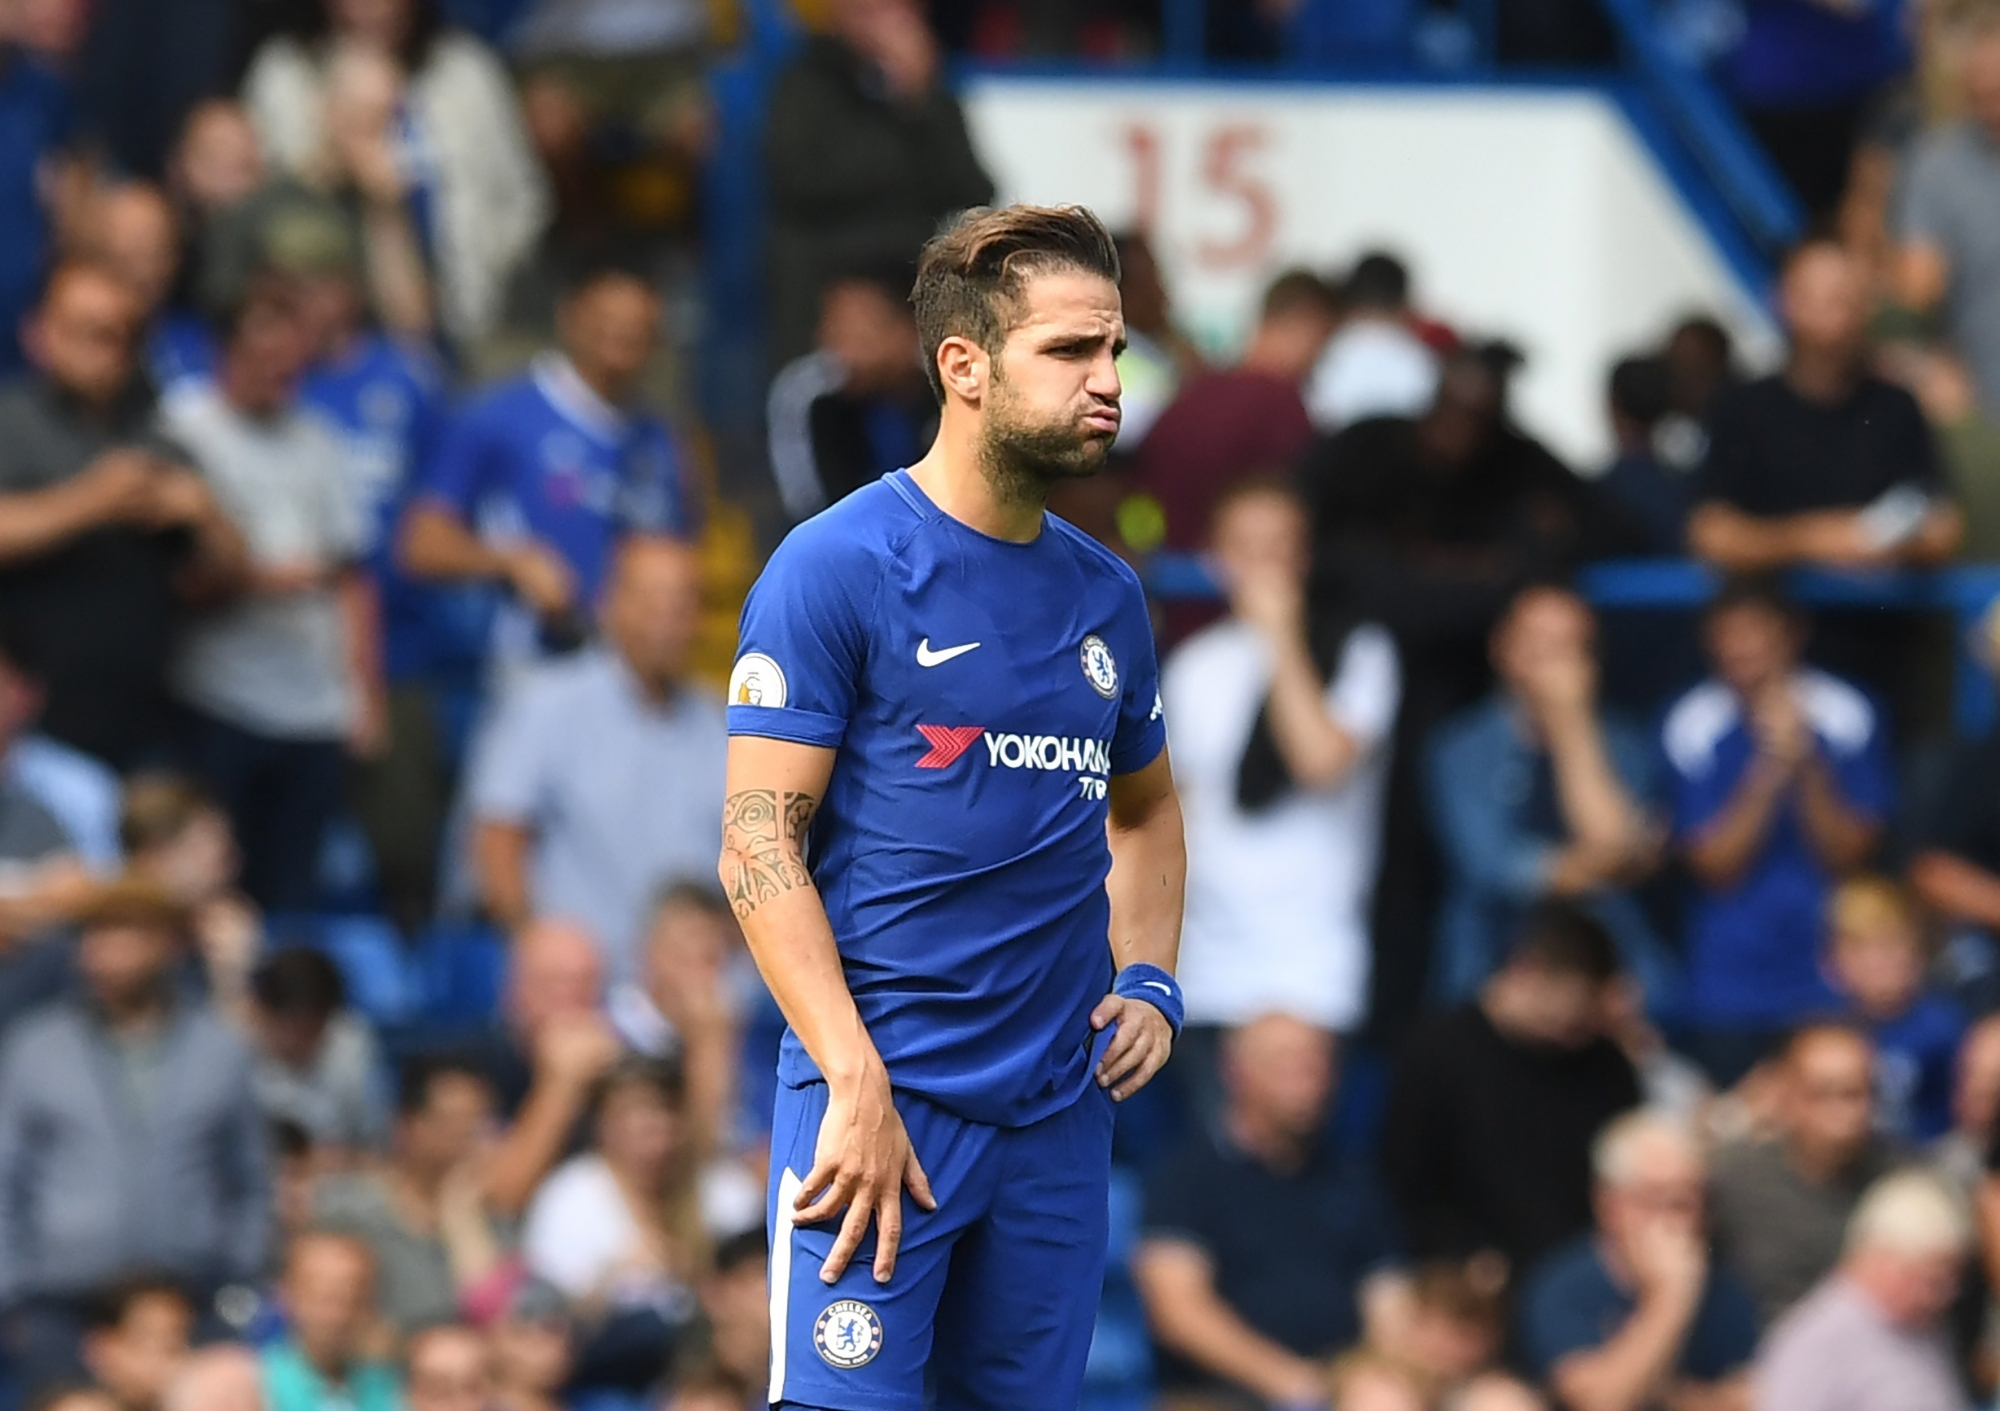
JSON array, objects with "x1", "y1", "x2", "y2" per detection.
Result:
[
  {"x1": 1898, "y1": 12, "x2": 2000, "y2": 419},
  {"x1": 0, "y1": 262, "x2": 245, "y2": 769},
  {"x1": 1754, "y1": 1170, "x2": 1972, "y2": 1411},
  {"x1": 468, "y1": 535, "x2": 723, "y2": 979},
  {"x1": 0, "y1": 878, "x2": 268, "y2": 1397},
  {"x1": 1710, "y1": 1024, "x2": 1899, "y2": 1327},
  {"x1": 161, "y1": 277, "x2": 382, "y2": 912}
]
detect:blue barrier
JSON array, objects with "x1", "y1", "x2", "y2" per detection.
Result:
[{"x1": 1147, "y1": 553, "x2": 2000, "y2": 733}]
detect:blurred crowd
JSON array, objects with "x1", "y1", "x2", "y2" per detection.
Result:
[{"x1": 6, "y1": 3, "x2": 2000, "y2": 1411}]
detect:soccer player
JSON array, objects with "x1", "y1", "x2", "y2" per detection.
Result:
[{"x1": 720, "y1": 203, "x2": 1186, "y2": 1410}]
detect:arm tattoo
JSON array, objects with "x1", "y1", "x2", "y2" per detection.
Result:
[{"x1": 721, "y1": 788, "x2": 819, "y2": 920}]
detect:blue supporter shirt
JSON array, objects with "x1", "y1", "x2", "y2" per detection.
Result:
[
  {"x1": 302, "y1": 334, "x2": 453, "y2": 682},
  {"x1": 1864, "y1": 992, "x2": 1965, "y2": 1142},
  {"x1": 727, "y1": 470, "x2": 1168, "y2": 1128},
  {"x1": 1664, "y1": 671, "x2": 1894, "y2": 1026},
  {"x1": 420, "y1": 352, "x2": 697, "y2": 661},
  {"x1": 0, "y1": 52, "x2": 68, "y2": 378},
  {"x1": 1520, "y1": 1236, "x2": 1759, "y2": 1384}
]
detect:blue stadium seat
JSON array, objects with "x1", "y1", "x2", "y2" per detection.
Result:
[
  {"x1": 1082, "y1": 1165, "x2": 1155, "y2": 1410},
  {"x1": 412, "y1": 921, "x2": 509, "y2": 1024}
]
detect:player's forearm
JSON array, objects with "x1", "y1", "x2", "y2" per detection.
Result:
[
  {"x1": 720, "y1": 786, "x2": 882, "y2": 1086},
  {"x1": 1105, "y1": 770, "x2": 1185, "y2": 975}
]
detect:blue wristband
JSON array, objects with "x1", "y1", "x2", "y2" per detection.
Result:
[{"x1": 1114, "y1": 963, "x2": 1184, "y2": 1039}]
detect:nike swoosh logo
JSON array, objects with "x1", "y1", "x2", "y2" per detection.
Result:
[
  {"x1": 1139, "y1": 980, "x2": 1174, "y2": 996},
  {"x1": 916, "y1": 638, "x2": 981, "y2": 667}
]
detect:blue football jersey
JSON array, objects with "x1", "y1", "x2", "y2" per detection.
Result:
[{"x1": 728, "y1": 470, "x2": 1167, "y2": 1128}]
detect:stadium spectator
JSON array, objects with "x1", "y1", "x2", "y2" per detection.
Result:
[
  {"x1": 609, "y1": 882, "x2": 749, "y2": 1158},
  {"x1": 404, "y1": 1323, "x2": 494, "y2": 1411},
  {"x1": 163, "y1": 101, "x2": 265, "y2": 311},
  {"x1": 467, "y1": 536, "x2": 721, "y2": 973},
  {"x1": 0, "y1": 880, "x2": 268, "y2": 1394},
  {"x1": 243, "y1": 0, "x2": 550, "y2": 346},
  {"x1": 1896, "y1": 12, "x2": 2000, "y2": 422},
  {"x1": 685, "y1": 1229, "x2": 768, "y2": 1405},
  {"x1": 118, "y1": 773, "x2": 263, "y2": 1022},
  {"x1": 1664, "y1": 578, "x2": 1891, "y2": 1083},
  {"x1": 477, "y1": 917, "x2": 620, "y2": 1217},
  {"x1": 70, "y1": 181, "x2": 211, "y2": 395},
  {"x1": 1326, "y1": 1352, "x2": 1428, "y2": 1411},
  {"x1": 1128, "y1": 269, "x2": 1335, "y2": 563},
  {"x1": 0, "y1": 261, "x2": 246, "y2": 770},
  {"x1": 399, "y1": 263, "x2": 696, "y2": 673},
  {"x1": 1362, "y1": 1260, "x2": 1510, "y2": 1404},
  {"x1": 487, "y1": 1278, "x2": 575, "y2": 1411},
  {"x1": 1299, "y1": 346, "x2": 1629, "y2": 1032},
  {"x1": 766, "y1": 270, "x2": 933, "y2": 523},
  {"x1": 1381, "y1": 905, "x2": 1641, "y2": 1273},
  {"x1": 1709, "y1": 1024, "x2": 1895, "y2": 1327},
  {"x1": 1166, "y1": 482, "x2": 1397, "y2": 1073},
  {"x1": 1107, "y1": 230, "x2": 1200, "y2": 453},
  {"x1": 1688, "y1": 239, "x2": 1958, "y2": 575},
  {"x1": 1597, "y1": 354, "x2": 1690, "y2": 556},
  {"x1": 1824, "y1": 877, "x2": 1964, "y2": 1142},
  {"x1": 1305, "y1": 250, "x2": 1440, "y2": 434},
  {"x1": 520, "y1": 1055, "x2": 706, "y2": 1394},
  {"x1": 1134, "y1": 1013, "x2": 1400, "y2": 1409},
  {"x1": 1452, "y1": 1374, "x2": 1551, "y2": 1411},
  {"x1": 1426, "y1": 584, "x2": 1668, "y2": 1007},
  {"x1": 762, "y1": 0, "x2": 993, "y2": 363},
  {"x1": 311, "y1": 1054, "x2": 500, "y2": 1332},
  {"x1": 247, "y1": 948, "x2": 391, "y2": 1158},
  {"x1": 0, "y1": 625, "x2": 119, "y2": 889},
  {"x1": 0, "y1": 35, "x2": 70, "y2": 378},
  {"x1": 38, "y1": 1390, "x2": 120, "y2": 1411},
  {"x1": 163, "y1": 1344, "x2": 265, "y2": 1411},
  {"x1": 1933, "y1": 1013, "x2": 2000, "y2": 1192},
  {"x1": 1518, "y1": 1111, "x2": 1759, "y2": 1411},
  {"x1": 78, "y1": 1279, "x2": 194, "y2": 1411},
  {"x1": 163, "y1": 277, "x2": 381, "y2": 913},
  {"x1": 1912, "y1": 602, "x2": 2000, "y2": 1011},
  {"x1": 286, "y1": 191, "x2": 454, "y2": 931},
  {"x1": 261, "y1": 1231, "x2": 401, "y2": 1411},
  {"x1": 1753, "y1": 1170, "x2": 1973, "y2": 1411}
]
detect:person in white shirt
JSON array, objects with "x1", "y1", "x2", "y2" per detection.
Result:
[
  {"x1": 1165, "y1": 480, "x2": 1399, "y2": 1108},
  {"x1": 1306, "y1": 251, "x2": 1439, "y2": 434}
]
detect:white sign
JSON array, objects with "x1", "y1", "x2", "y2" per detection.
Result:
[{"x1": 962, "y1": 77, "x2": 1780, "y2": 466}]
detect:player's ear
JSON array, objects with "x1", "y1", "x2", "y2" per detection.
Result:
[{"x1": 936, "y1": 335, "x2": 984, "y2": 405}]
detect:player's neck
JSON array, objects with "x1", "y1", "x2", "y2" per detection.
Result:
[{"x1": 907, "y1": 437, "x2": 1046, "y2": 543}]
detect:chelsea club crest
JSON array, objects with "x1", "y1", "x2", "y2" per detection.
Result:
[
  {"x1": 1079, "y1": 634, "x2": 1119, "y2": 700},
  {"x1": 814, "y1": 1299, "x2": 884, "y2": 1369}
]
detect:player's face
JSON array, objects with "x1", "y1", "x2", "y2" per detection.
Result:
[{"x1": 982, "y1": 268, "x2": 1124, "y2": 484}]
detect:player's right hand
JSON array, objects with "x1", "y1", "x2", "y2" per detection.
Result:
[{"x1": 795, "y1": 1064, "x2": 937, "y2": 1285}]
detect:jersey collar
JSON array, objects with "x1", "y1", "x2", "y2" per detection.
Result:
[{"x1": 532, "y1": 351, "x2": 629, "y2": 445}]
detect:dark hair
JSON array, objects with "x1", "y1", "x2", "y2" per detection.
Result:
[
  {"x1": 216, "y1": 273, "x2": 303, "y2": 348},
  {"x1": 1608, "y1": 355, "x2": 1672, "y2": 426},
  {"x1": 1668, "y1": 314, "x2": 1733, "y2": 365},
  {"x1": 712, "y1": 1227, "x2": 768, "y2": 1278},
  {"x1": 591, "y1": 1052, "x2": 686, "y2": 1121},
  {"x1": 556, "y1": 250, "x2": 656, "y2": 305},
  {"x1": 302, "y1": 0, "x2": 445, "y2": 70},
  {"x1": 1259, "y1": 268, "x2": 1339, "y2": 323},
  {"x1": 1703, "y1": 573, "x2": 1805, "y2": 630},
  {"x1": 0, "y1": 613, "x2": 43, "y2": 684},
  {"x1": 1505, "y1": 902, "x2": 1621, "y2": 984},
  {"x1": 251, "y1": 947, "x2": 347, "y2": 1021},
  {"x1": 82, "y1": 1276, "x2": 193, "y2": 1335},
  {"x1": 911, "y1": 204, "x2": 1121, "y2": 402},
  {"x1": 1341, "y1": 251, "x2": 1411, "y2": 313},
  {"x1": 653, "y1": 878, "x2": 730, "y2": 921},
  {"x1": 396, "y1": 1053, "x2": 493, "y2": 1119},
  {"x1": 118, "y1": 772, "x2": 218, "y2": 856}
]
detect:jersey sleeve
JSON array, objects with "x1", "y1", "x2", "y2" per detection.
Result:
[
  {"x1": 417, "y1": 395, "x2": 496, "y2": 519},
  {"x1": 726, "y1": 526, "x2": 874, "y2": 749},
  {"x1": 1110, "y1": 577, "x2": 1167, "y2": 776}
]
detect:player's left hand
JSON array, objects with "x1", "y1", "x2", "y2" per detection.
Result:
[{"x1": 1090, "y1": 994, "x2": 1174, "y2": 1101}]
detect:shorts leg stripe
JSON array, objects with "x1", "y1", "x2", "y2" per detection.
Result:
[{"x1": 769, "y1": 1166, "x2": 802, "y2": 1404}]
